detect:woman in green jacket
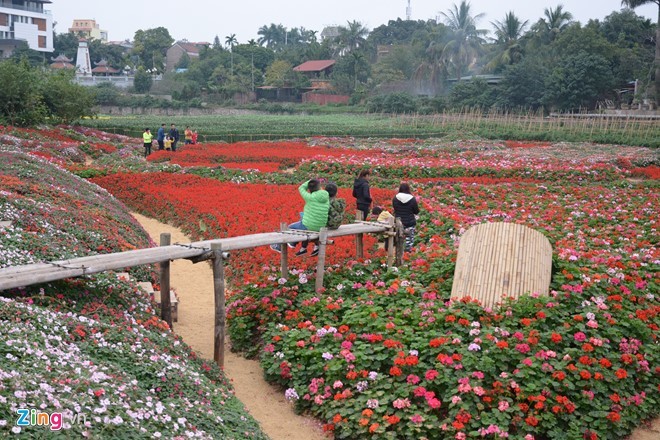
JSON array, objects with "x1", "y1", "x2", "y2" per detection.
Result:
[{"x1": 271, "y1": 179, "x2": 329, "y2": 254}]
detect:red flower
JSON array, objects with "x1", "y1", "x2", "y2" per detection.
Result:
[
  {"x1": 606, "y1": 412, "x2": 621, "y2": 423},
  {"x1": 615, "y1": 369, "x2": 628, "y2": 379},
  {"x1": 525, "y1": 416, "x2": 539, "y2": 427},
  {"x1": 551, "y1": 333, "x2": 563, "y2": 343},
  {"x1": 580, "y1": 370, "x2": 592, "y2": 380}
]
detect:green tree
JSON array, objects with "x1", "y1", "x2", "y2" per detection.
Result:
[
  {"x1": 257, "y1": 23, "x2": 287, "y2": 50},
  {"x1": 42, "y1": 70, "x2": 95, "y2": 123},
  {"x1": 264, "y1": 60, "x2": 293, "y2": 87},
  {"x1": 53, "y1": 32, "x2": 80, "y2": 60},
  {"x1": 133, "y1": 67, "x2": 153, "y2": 93},
  {"x1": 486, "y1": 11, "x2": 528, "y2": 72},
  {"x1": 544, "y1": 52, "x2": 614, "y2": 110},
  {"x1": 621, "y1": 0, "x2": 660, "y2": 104},
  {"x1": 440, "y1": 1, "x2": 488, "y2": 80},
  {"x1": 532, "y1": 5, "x2": 574, "y2": 42},
  {"x1": 337, "y1": 20, "x2": 370, "y2": 54},
  {"x1": 0, "y1": 60, "x2": 46, "y2": 125},
  {"x1": 225, "y1": 33, "x2": 238, "y2": 75},
  {"x1": 132, "y1": 27, "x2": 174, "y2": 70},
  {"x1": 496, "y1": 57, "x2": 549, "y2": 110}
]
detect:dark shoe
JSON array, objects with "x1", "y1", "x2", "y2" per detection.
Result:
[
  {"x1": 287, "y1": 242, "x2": 296, "y2": 249},
  {"x1": 310, "y1": 246, "x2": 319, "y2": 257},
  {"x1": 270, "y1": 244, "x2": 281, "y2": 253},
  {"x1": 295, "y1": 247, "x2": 307, "y2": 256}
]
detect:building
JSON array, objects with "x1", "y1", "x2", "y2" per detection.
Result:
[
  {"x1": 49, "y1": 53, "x2": 74, "y2": 69},
  {"x1": 69, "y1": 19, "x2": 107, "y2": 42},
  {"x1": 165, "y1": 41, "x2": 208, "y2": 72},
  {"x1": 0, "y1": 0, "x2": 53, "y2": 57},
  {"x1": 293, "y1": 60, "x2": 336, "y2": 90}
]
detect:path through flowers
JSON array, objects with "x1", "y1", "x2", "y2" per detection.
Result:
[{"x1": 131, "y1": 213, "x2": 326, "y2": 440}]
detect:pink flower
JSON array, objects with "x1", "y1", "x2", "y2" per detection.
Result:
[
  {"x1": 333, "y1": 380, "x2": 343, "y2": 389},
  {"x1": 451, "y1": 396, "x2": 462, "y2": 405},
  {"x1": 393, "y1": 398, "x2": 411, "y2": 409},
  {"x1": 498, "y1": 401, "x2": 509, "y2": 411},
  {"x1": 410, "y1": 414, "x2": 424, "y2": 424},
  {"x1": 425, "y1": 369, "x2": 439, "y2": 381},
  {"x1": 406, "y1": 374, "x2": 420, "y2": 385},
  {"x1": 573, "y1": 332, "x2": 587, "y2": 342}
]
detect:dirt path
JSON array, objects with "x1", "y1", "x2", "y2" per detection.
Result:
[{"x1": 131, "y1": 213, "x2": 327, "y2": 440}]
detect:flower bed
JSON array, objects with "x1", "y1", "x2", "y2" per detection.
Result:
[{"x1": 0, "y1": 150, "x2": 267, "y2": 438}]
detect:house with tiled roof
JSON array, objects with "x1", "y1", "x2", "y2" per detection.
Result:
[{"x1": 166, "y1": 40, "x2": 209, "y2": 72}]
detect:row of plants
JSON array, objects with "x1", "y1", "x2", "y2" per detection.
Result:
[
  {"x1": 0, "y1": 136, "x2": 268, "y2": 437},
  {"x1": 79, "y1": 113, "x2": 660, "y2": 148}
]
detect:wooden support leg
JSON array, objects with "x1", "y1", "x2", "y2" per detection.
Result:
[
  {"x1": 355, "y1": 211, "x2": 364, "y2": 259},
  {"x1": 159, "y1": 233, "x2": 172, "y2": 329},
  {"x1": 280, "y1": 222, "x2": 288, "y2": 279},
  {"x1": 315, "y1": 228, "x2": 328, "y2": 292},
  {"x1": 386, "y1": 216, "x2": 395, "y2": 268},
  {"x1": 211, "y1": 242, "x2": 226, "y2": 368},
  {"x1": 395, "y1": 218, "x2": 405, "y2": 266}
]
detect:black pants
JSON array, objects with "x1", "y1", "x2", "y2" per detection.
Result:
[
  {"x1": 171, "y1": 140, "x2": 178, "y2": 152},
  {"x1": 144, "y1": 143, "x2": 152, "y2": 157},
  {"x1": 357, "y1": 206, "x2": 370, "y2": 221},
  {"x1": 157, "y1": 139, "x2": 164, "y2": 150}
]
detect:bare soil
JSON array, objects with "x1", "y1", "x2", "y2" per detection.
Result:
[{"x1": 131, "y1": 213, "x2": 327, "y2": 440}]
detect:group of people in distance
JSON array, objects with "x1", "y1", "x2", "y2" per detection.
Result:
[
  {"x1": 271, "y1": 168, "x2": 420, "y2": 257},
  {"x1": 142, "y1": 124, "x2": 198, "y2": 157}
]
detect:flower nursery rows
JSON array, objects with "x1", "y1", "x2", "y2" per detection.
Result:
[{"x1": 1, "y1": 124, "x2": 659, "y2": 439}]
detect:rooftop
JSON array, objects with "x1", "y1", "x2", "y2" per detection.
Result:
[{"x1": 293, "y1": 60, "x2": 336, "y2": 73}]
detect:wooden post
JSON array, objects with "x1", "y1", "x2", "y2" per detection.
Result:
[
  {"x1": 355, "y1": 210, "x2": 364, "y2": 259},
  {"x1": 159, "y1": 233, "x2": 172, "y2": 329},
  {"x1": 315, "y1": 228, "x2": 328, "y2": 292},
  {"x1": 280, "y1": 222, "x2": 288, "y2": 279},
  {"x1": 211, "y1": 242, "x2": 226, "y2": 368},
  {"x1": 386, "y1": 216, "x2": 395, "y2": 268},
  {"x1": 395, "y1": 218, "x2": 405, "y2": 266}
]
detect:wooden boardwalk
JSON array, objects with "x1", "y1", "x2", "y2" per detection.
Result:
[{"x1": 0, "y1": 222, "x2": 391, "y2": 291}]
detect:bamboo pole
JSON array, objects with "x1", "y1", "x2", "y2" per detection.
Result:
[
  {"x1": 315, "y1": 228, "x2": 328, "y2": 292},
  {"x1": 212, "y1": 242, "x2": 226, "y2": 368},
  {"x1": 355, "y1": 211, "x2": 364, "y2": 259},
  {"x1": 280, "y1": 222, "x2": 288, "y2": 279},
  {"x1": 395, "y1": 218, "x2": 405, "y2": 266},
  {"x1": 386, "y1": 217, "x2": 395, "y2": 268},
  {"x1": 159, "y1": 233, "x2": 172, "y2": 329}
]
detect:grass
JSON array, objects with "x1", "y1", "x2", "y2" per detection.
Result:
[{"x1": 79, "y1": 110, "x2": 660, "y2": 147}]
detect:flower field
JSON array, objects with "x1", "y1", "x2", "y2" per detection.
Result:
[
  {"x1": 1, "y1": 124, "x2": 659, "y2": 439},
  {"x1": 0, "y1": 132, "x2": 267, "y2": 438}
]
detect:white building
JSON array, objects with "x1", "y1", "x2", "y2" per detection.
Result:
[{"x1": 0, "y1": 0, "x2": 53, "y2": 57}]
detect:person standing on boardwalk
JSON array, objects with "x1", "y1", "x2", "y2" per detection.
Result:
[
  {"x1": 142, "y1": 128, "x2": 153, "y2": 158},
  {"x1": 352, "y1": 169, "x2": 372, "y2": 221},
  {"x1": 271, "y1": 179, "x2": 329, "y2": 254},
  {"x1": 156, "y1": 124, "x2": 166, "y2": 150},
  {"x1": 392, "y1": 182, "x2": 420, "y2": 252},
  {"x1": 168, "y1": 124, "x2": 180, "y2": 152}
]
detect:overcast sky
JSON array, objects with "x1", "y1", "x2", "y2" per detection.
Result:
[{"x1": 50, "y1": 0, "x2": 657, "y2": 44}]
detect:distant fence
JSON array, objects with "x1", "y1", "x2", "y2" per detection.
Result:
[{"x1": 302, "y1": 93, "x2": 350, "y2": 105}]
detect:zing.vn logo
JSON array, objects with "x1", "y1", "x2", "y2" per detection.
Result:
[{"x1": 16, "y1": 409, "x2": 86, "y2": 431}]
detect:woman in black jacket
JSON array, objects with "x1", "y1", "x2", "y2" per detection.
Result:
[
  {"x1": 352, "y1": 169, "x2": 372, "y2": 220},
  {"x1": 392, "y1": 182, "x2": 420, "y2": 252}
]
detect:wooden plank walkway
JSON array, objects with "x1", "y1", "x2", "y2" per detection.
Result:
[
  {"x1": 451, "y1": 222, "x2": 552, "y2": 308},
  {"x1": 0, "y1": 222, "x2": 390, "y2": 291}
]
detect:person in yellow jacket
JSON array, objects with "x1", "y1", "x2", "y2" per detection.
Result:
[
  {"x1": 184, "y1": 126, "x2": 194, "y2": 145},
  {"x1": 143, "y1": 128, "x2": 153, "y2": 158}
]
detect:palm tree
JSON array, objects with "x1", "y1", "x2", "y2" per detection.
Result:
[
  {"x1": 487, "y1": 11, "x2": 529, "y2": 71},
  {"x1": 534, "y1": 5, "x2": 573, "y2": 41},
  {"x1": 225, "y1": 34, "x2": 237, "y2": 75},
  {"x1": 440, "y1": 1, "x2": 488, "y2": 80},
  {"x1": 621, "y1": 0, "x2": 660, "y2": 104},
  {"x1": 257, "y1": 24, "x2": 286, "y2": 50},
  {"x1": 337, "y1": 20, "x2": 369, "y2": 54}
]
